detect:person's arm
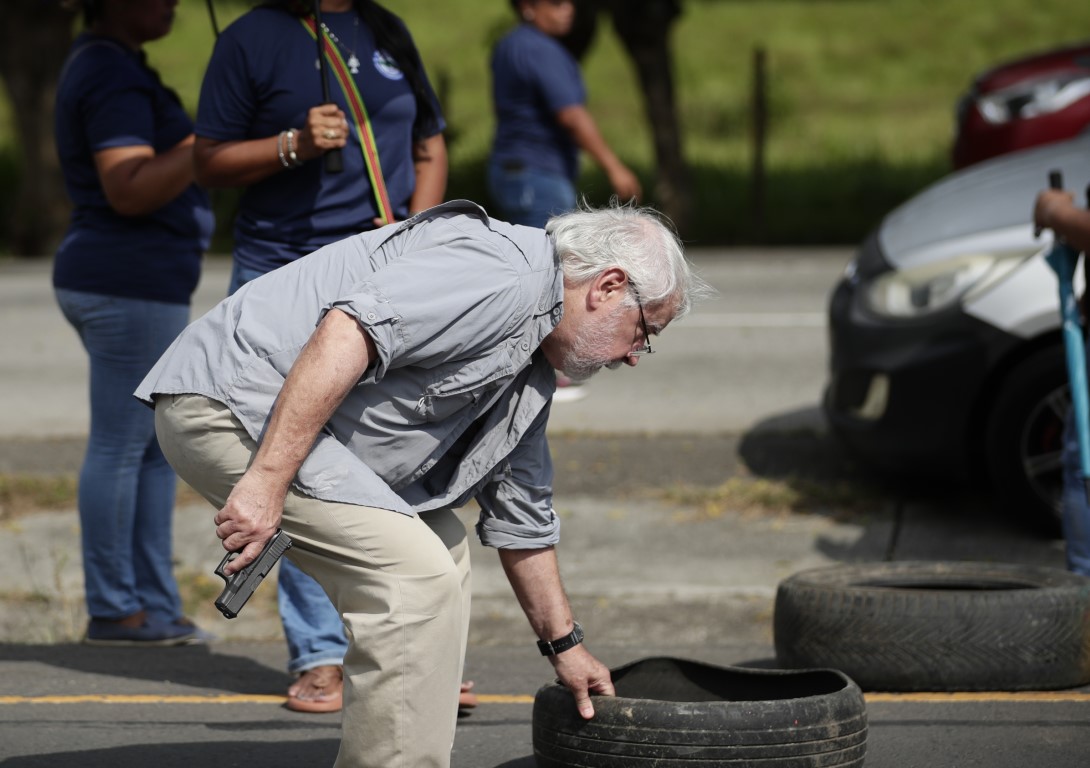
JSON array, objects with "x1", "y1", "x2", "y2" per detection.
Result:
[
  {"x1": 93, "y1": 135, "x2": 198, "y2": 217},
  {"x1": 498, "y1": 546, "x2": 615, "y2": 719},
  {"x1": 409, "y1": 133, "x2": 448, "y2": 214},
  {"x1": 194, "y1": 104, "x2": 350, "y2": 188},
  {"x1": 555, "y1": 104, "x2": 642, "y2": 203},
  {"x1": 213, "y1": 308, "x2": 376, "y2": 572},
  {"x1": 1036, "y1": 188, "x2": 1090, "y2": 253}
]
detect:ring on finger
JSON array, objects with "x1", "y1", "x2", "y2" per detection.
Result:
[{"x1": 323, "y1": 129, "x2": 337, "y2": 139}]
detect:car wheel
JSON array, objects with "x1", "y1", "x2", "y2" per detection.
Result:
[
  {"x1": 983, "y1": 345, "x2": 1067, "y2": 537},
  {"x1": 533, "y1": 656, "x2": 867, "y2": 767},
  {"x1": 774, "y1": 561, "x2": 1090, "y2": 691}
]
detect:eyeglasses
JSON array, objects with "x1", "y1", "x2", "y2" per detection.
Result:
[{"x1": 630, "y1": 287, "x2": 655, "y2": 357}]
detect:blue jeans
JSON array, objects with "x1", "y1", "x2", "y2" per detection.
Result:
[
  {"x1": 55, "y1": 289, "x2": 190, "y2": 621},
  {"x1": 487, "y1": 160, "x2": 576, "y2": 228},
  {"x1": 1060, "y1": 408, "x2": 1090, "y2": 576},
  {"x1": 229, "y1": 261, "x2": 348, "y2": 673}
]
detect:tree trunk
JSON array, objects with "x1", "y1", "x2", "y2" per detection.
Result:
[
  {"x1": 562, "y1": 0, "x2": 601, "y2": 61},
  {"x1": 0, "y1": 2, "x2": 75, "y2": 256},
  {"x1": 605, "y1": 0, "x2": 692, "y2": 233}
]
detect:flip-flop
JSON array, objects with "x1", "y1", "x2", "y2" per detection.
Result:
[
  {"x1": 286, "y1": 689, "x2": 343, "y2": 713},
  {"x1": 459, "y1": 680, "x2": 478, "y2": 709},
  {"x1": 286, "y1": 669, "x2": 478, "y2": 713},
  {"x1": 286, "y1": 665, "x2": 344, "y2": 714}
]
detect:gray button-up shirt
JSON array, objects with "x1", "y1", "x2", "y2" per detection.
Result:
[{"x1": 136, "y1": 201, "x2": 565, "y2": 549}]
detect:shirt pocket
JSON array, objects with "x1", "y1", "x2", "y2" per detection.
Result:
[{"x1": 414, "y1": 347, "x2": 516, "y2": 423}]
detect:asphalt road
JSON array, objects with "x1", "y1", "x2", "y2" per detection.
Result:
[
  {"x1": 0, "y1": 248, "x2": 843, "y2": 439},
  {"x1": 0, "y1": 249, "x2": 854, "y2": 494},
  {"x1": 4, "y1": 639, "x2": 1089, "y2": 768},
  {"x1": 2, "y1": 249, "x2": 1089, "y2": 767}
]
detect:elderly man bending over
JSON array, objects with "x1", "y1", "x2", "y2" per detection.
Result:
[{"x1": 136, "y1": 199, "x2": 706, "y2": 768}]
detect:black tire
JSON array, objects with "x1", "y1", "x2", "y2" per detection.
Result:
[
  {"x1": 774, "y1": 561, "x2": 1090, "y2": 691},
  {"x1": 533, "y1": 656, "x2": 867, "y2": 767},
  {"x1": 983, "y1": 345, "x2": 1068, "y2": 538}
]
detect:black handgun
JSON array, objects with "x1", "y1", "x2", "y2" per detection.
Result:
[{"x1": 214, "y1": 529, "x2": 293, "y2": 619}]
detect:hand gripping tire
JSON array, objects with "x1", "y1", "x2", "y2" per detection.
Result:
[
  {"x1": 774, "y1": 561, "x2": 1090, "y2": 691},
  {"x1": 533, "y1": 656, "x2": 867, "y2": 767}
]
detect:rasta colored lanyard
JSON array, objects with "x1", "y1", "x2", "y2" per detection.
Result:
[{"x1": 300, "y1": 17, "x2": 394, "y2": 225}]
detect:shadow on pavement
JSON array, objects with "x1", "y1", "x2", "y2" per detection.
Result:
[
  {"x1": 3, "y1": 740, "x2": 339, "y2": 768},
  {"x1": 0, "y1": 643, "x2": 289, "y2": 695},
  {"x1": 740, "y1": 407, "x2": 980, "y2": 506},
  {"x1": 739, "y1": 408, "x2": 1065, "y2": 567},
  {"x1": 738, "y1": 408, "x2": 858, "y2": 484}
]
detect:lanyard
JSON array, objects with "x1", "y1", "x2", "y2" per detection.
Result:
[{"x1": 301, "y1": 17, "x2": 394, "y2": 225}]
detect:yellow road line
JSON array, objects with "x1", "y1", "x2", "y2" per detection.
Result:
[
  {"x1": 2, "y1": 692, "x2": 1087, "y2": 706},
  {"x1": 865, "y1": 691, "x2": 1090, "y2": 703},
  {"x1": 0, "y1": 694, "x2": 287, "y2": 705},
  {"x1": 0, "y1": 693, "x2": 536, "y2": 705}
]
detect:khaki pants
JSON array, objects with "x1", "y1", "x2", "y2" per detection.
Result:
[{"x1": 155, "y1": 394, "x2": 470, "y2": 768}]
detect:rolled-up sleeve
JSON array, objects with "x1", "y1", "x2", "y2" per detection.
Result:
[{"x1": 475, "y1": 407, "x2": 558, "y2": 549}]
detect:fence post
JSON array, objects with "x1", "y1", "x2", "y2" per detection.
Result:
[{"x1": 751, "y1": 46, "x2": 767, "y2": 243}]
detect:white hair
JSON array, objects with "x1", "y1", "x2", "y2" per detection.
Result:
[{"x1": 545, "y1": 199, "x2": 711, "y2": 321}]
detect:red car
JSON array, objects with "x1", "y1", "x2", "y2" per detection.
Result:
[{"x1": 953, "y1": 41, "x2": 1090, "y2": 169}]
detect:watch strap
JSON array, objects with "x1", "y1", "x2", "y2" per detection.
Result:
[{"x1": 537, "y1": 622, "x2": 584, "y2": 656}]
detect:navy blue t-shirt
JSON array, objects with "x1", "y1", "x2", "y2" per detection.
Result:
[
  {"x1": 490, "y1": 24, "x2": 585, "y2": 182},
  {"x1": 53, "y1": 34, "x2": 213, "y2": 305},
  {"x1": 196, "y1": 7, "x2": 445, "y2": 272}
]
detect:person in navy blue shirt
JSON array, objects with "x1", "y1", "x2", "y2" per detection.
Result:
[
  {"x1": 192, "y1": 0, "x2": 466, "y2": 714},
  {"x1": 53, "y1": 0, "x2": 213, "y2": 647},
  {"x1": 194, "y1": 0, "x2": 447, "y2": 282},
  {"x1": 487, "y1": 0, "x2": 642, "y2": 229},
  {"x1": 488, "y1": 0, "x2": 642, "y2": 402}
]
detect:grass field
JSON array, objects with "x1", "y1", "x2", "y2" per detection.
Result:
[{"x1": 4, "y1": 0, "x2": 1090, "y2": 246}]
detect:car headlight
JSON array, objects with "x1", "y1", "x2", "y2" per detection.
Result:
[
  {"x1": 861, "y1": 251, "x2": 1035, "y2": 318},
  {"x1": 977, "y1": 73, "x2": 1090, "y2": 124}
]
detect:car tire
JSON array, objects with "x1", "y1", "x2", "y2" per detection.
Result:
[
  {"x1": 532, "y1": 656, "x2": 867, "y2": 767},
  {"x1": 983, "y1": 345, "x2": 1067, "y2": 538},
  {"x1": 774, "y1": 561, "x2": 1090, "y2": 691}
]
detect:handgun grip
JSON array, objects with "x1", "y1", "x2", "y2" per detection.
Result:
[{"x1": 213, "y1": 529, "x2": 293, "y2": 619}]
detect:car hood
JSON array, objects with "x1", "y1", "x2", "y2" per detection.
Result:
[
  {"x1": 972, "y1": 40, "x2": 1090, "y2": 92},
  {"x1": 880, "y1": 133, "x2": 1090, "y2": 270}
]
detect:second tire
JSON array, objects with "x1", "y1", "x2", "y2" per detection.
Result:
[{"x1": 774, "y1": 560, "x2": 1090, "y2": 691}]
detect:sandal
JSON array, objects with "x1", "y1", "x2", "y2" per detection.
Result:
[
  {"x1": 285, "y1": 666, "x2": 479, "y2": 714},
  {"x1": 285, "y1": 665, "x2": 343, "y2": 713},
  {"x1": 459, "y1": 680, "x2": 478, "y2": 709}
]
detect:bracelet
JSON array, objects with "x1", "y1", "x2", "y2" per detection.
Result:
[
  {"x1": 277, "y1": 131, "x2": 291, "y2": 168},
  {"x1": 286, "y1": 129, "x2": 303, "y2": 168}
]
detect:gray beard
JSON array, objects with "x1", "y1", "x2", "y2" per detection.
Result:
[{"x1": 559, "y1": 306, "x2": 628, "y2": 382}]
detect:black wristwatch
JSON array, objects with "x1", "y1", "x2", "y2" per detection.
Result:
[{"x1": 537, "y1": 622, "x2": 584, "y2": 656}]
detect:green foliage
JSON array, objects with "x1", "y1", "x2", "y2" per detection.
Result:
[{"x1": 4, "y1": 0, "x2": 1090, "y2": 248}]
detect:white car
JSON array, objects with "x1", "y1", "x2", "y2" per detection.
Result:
[{"x1": 824, "y1": 134, "x2": 1090, "y2": 534}]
